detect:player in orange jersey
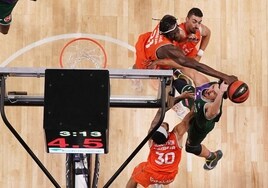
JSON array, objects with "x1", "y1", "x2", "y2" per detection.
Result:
[
  {"x1": 175, "y1": 7, "x2": 211, "y2": 61},
  {"x1": 126, "y1": 91, "x2": 195, "y2": 188},
  {"x1": 134, "y1": 14, "x2": 237, "y2": 87}
]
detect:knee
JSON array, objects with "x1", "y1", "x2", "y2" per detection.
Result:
[{"x1": 185, "y1": 142, "x2": 202, "y2": 155}]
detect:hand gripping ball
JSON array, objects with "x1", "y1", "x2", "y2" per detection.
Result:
[{"x1": 227, "y1": 80, "x2": 250, "y2": 103}]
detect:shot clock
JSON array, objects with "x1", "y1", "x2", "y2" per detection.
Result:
[
  {"x1": 45, "y1": 130, "x2": 108, "y2": 154},
  {"x1": 43, "y1": 69, "x2": 110, "y2": 154}
]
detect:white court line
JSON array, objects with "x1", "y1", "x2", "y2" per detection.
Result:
[
  {"x1": 0, "y1": 33, "x2": 135, "y2": 67},
  {"x1": 186, "y1": 153, "x2": 192, "y2": 172}
]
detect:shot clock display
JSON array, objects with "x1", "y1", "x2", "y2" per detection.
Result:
[
  {"x1": 43, "y1": 69, "x2": 110, "y2": 154},
  {"x1": 45, "y1": 130, "x2": 108, "y2": 154}
]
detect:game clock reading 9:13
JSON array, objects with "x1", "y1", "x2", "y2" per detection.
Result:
[{"x1": 45, "y1": 130, "x2": 108, "y2": 154}]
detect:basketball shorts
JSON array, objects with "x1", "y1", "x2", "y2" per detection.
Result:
[
  {"x1": 187, "y1": 120, "x2": 215, "y2": 145},
  {"x1": 0, "y1": 1, "x2": 18, "y2": 25},
  {"x1": 131, "y1": 162, "x2": 177, "y2": 187}
]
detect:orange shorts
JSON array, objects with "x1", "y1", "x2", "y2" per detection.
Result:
[{"x1": 131, "y1": 162, "x2": 177, "y2": 187}]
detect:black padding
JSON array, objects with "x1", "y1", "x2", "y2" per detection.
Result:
[{"x1": 43, "y1": 69, "x2": 110, "y2": 130}]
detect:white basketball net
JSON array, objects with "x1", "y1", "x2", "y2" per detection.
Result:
[{"x1": 61, "y1": 39, "x2": 106, "y2": 69}]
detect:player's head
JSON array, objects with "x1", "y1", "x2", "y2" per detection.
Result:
[
  {"x1": 201, "y1": 82, "x2": 220, "y2": 101},
  {"x1": 187, "y1": 7, "x2": 203, "y2": 18},
  {"x1": 186, "y1": 8, "x2": 203, "y2": 33},
  {"x1": 159, "y1": 15, "x2": 180, "y2": 42},
  {"x1": 152, "y1": 122, "x2": 169, "y2": 145}
]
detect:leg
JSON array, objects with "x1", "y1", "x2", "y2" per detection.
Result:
[
  {"x1": 186, "y1": 140, "x2": 223, "y2": 170},
  {"x1": 178, "y1": 66, "x2": 209, "y2": 87},
  {"x1": 199, "y1": 144, "x2": 212, "y2": 158},
  {"x1": 0, "y1": 24, "x2": 10, "y2": 34}
]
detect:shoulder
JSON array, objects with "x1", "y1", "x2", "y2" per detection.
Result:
[{"x1": 200, "y1": 24, "x2": 211, "y2": 37}]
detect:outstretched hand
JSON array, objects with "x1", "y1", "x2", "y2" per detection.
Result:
[
  {"x1": 219, "y1": 81, "x2": 229, "y2": 93},
  {"x1": 179, "y1": 91, "x2": 195, "y2": 100},
  {"x1": 225, "y1": 75, "x2": 238, "y2": 85}
]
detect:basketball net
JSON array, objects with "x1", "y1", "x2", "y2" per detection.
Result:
[{"x1": 60, "y1": 38, "x2": 107, "y2": 69}]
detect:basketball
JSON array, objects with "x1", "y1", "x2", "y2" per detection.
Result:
[{"x1": 227, "y1": 80, "x2": 250, "y2": 103}]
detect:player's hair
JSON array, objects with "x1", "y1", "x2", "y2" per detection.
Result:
[
  {"x1": 201, "y1": 81, "x2": 218, "y2": 96},
  {"x1": 187, "y1": 7, "x2": 203, "y2": 18},
  {"x1": 152, "y1": 123, "x2": 169, "y2": 145},
  {"x1": 159, "y1": 15, "x2": 178, "y2": 39},
  {"x1": 152, "y1": 132, "x2": 168, "y2": 144}
]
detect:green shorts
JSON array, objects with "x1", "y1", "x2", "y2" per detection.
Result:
[
  {"x1": 187, "y1": 118, "x2": 215, "y2": 146},
  {"x1": 0, "y1": 1, "x2": 18, "y2": 25}
]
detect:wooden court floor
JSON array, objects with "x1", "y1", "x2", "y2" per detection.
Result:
[{"x1": 0, "y1": 0, "x2": 267, "y2": 187}]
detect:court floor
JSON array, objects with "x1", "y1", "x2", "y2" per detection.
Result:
[{"x1": 0, "y1": 0, "x2": 267, "y2": 187}]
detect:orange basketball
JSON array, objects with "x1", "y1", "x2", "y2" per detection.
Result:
[{"x1": 227, "y1": 80, "x2": 250, "y2": 103}]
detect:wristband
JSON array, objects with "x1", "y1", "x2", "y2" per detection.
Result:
[{"x1": 197, "y1": 49, "x2": 204, "y2": 57}]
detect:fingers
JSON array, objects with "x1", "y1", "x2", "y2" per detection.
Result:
[
  {"x1": 180, "y1": 91, "x2": 195, "y2": 99},
  {"x1": 219, "y1": 82, "x2": 229, "y2": 92}
]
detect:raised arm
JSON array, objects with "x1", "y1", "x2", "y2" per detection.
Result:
[
  {"x1": 149, "y1": 91, "x2": 195, "y2": 134},
  {"x1": 147, "y1": 58, "x2": 209, "y2": 86},
  {"x1": 199, "y1": 24, "x2": 211, "y2": 54},
  {"x1": 205, "y1": 82, "x2": 228, "y2": 119},
  {"x1": 173, "y1": 107, "x2": 194, "y2": 138},
  {"x1": 157, "y1": 45, "x2": 238, "y2": 85}
]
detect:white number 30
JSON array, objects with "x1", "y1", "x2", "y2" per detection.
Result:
[{"x1": 155, "y1": 151, "x2": 175, "y2": 165}]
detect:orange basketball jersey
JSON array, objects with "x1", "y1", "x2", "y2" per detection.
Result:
[
  {"x1": 174, "y1": 22, "x2": 201, "y2": 58},
  {"x1": 135, "y1": 24, "x2": 173, "y2": 69},
  {"x1": 147, "y1": 132, "x2": 182, "y2": 173}
]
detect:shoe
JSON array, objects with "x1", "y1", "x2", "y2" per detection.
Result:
[
  {"x1": 173, "y1": 69, "x2": 183, "y2": 78},
  {"x1": 173, "y1": 69, "x2": 193, "y2": 86},
  {"x1": 203, "y1": 150, "x2": 223, "y2": 170}
]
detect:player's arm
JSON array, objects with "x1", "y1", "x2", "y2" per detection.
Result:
[
  {"x1": 147, "y1": 108, "x2": 167, "y2": 146},
  {"x1": 194, "y1": 24, "x2": 211, "y2": 61},
  {"x1": 147, "y1": 58, "x2": 210, "y2": 86},
  {"x1": 149, "y1": 91, "x2": 194, "y2": 134},
  {"x1": 198, "y1": 24, "x2": 211, "y2": 55},
  {"x1": 148, "y1": 107, "x2": 169, "y2": 135},
  {"x1": 146, "y1": 58, "x2": 184, "y2": 69},
  {"x1": 205, "y1": 82, "x2": 228, "y2": 119},
  {"x1": 173, "y1": 107, "x2": 194, "y2": 138},
  {"x1": 168, "y1": 91, "x2": 195, "y2": 107},
  {"x1": 156, "y1": 45, "x2": 237, "y2": 85}
]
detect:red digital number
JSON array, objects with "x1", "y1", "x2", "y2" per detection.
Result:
[
  {"x1": 83, "y1": 138, "x2": 103, "y2": 148},
  {"x1": 47, "y1": 138, "x2": 69, "y2": 148}
]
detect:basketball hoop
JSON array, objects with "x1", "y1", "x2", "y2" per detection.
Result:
[{"x1": 60, "y1": 38, "x2": 107, "y2": 69}]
